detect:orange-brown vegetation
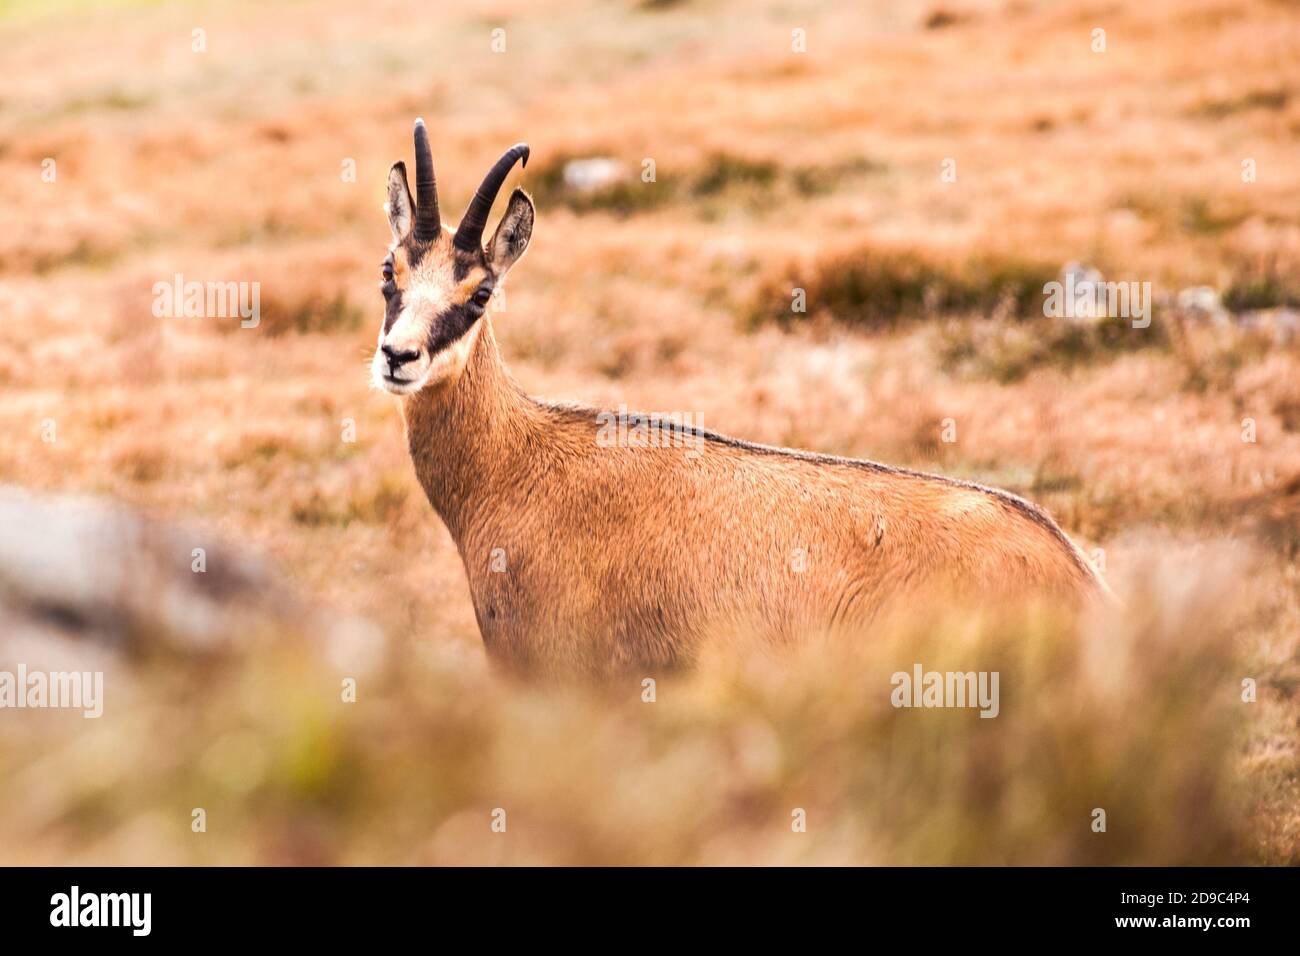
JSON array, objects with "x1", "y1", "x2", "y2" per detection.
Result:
[{"x1": 0, "y1": 0, "x2": 1297, "y2": 864}]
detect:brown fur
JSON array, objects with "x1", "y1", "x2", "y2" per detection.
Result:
[
  {"x1": 400, "y1": 310, "x2": 1109, "y2": 678},
  {"x1": 377, "y1": 142, "x2": 1108, "y2": 677}
]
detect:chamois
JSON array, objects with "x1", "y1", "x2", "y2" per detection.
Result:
[{"x1": 374, "y1": 120, "x2": 1109, "y2": 676}]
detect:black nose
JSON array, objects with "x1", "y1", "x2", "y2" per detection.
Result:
[{"x1": 381, "y1": 344, "x2": 419, "y2": 370}]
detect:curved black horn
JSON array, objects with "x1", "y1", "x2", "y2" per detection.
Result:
[
  {"x1": 412, "y1": 119, "x2": 440, "y2": 242},
  {"x1": 453, "y1": 143, "x2": 530, "y2": 252}
]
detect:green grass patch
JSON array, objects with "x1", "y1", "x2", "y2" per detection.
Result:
[
  {"x1": 934, "y1": 314, "x2": 1168, "y2": 383},
  {"x1": 750, "y1": 246, "x2": 1058, "y2": 330},
  {"x1": 527, "y1": 151, "x2": 881, "y2": 218}
]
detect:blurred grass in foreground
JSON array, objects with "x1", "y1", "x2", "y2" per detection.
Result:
[{"x1": 0, "y1": 538, "x2": 1261, "y2": 865}]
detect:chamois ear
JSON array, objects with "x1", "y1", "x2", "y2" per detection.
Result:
[
  {"x1": 385, "y1": 161, "x2": 415, "y2": 243},
  {"x1": 486, "y1": 188, "x2": 534, "y2": 275}
]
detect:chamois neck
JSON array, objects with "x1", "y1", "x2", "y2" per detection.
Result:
[{"x1": 401, "y1": 318, "x2": 537, "y2": 537}]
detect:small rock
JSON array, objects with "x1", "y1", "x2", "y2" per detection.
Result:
[
  {"x1": 1056, "y1": 261, "x2": 1106, "y2": 323},
  {"x1": 562, "y1": 157, "x2": 628, "y2": 193},
  {"x1": 1175, "y1": 286, "x2": 1229, "y2": 325},
  {"x1": 0, "y1": 486, "x2": 384, "y2": 667}
]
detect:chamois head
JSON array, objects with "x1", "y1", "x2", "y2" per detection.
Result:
[{"x1": 372, "y1": 119, "x2": 534, "y2": 395}]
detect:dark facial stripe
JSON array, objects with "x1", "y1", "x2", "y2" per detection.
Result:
[
  {"x1": 426, "y1": 303, "x2": 483, "y2": 355},
  {"x1": 382, "y1": 288, "x2": 404, "y2": 333}
]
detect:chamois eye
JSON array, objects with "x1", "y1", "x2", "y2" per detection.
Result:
[
  {"x1": 472, "y1": 288, "x2": 492, "y2": 307},
  {"x1": 381, "y1": 262, "x2": 394, "y2": 282}
]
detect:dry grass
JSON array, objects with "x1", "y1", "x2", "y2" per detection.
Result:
[{"x1": 1, "y1": 0, "x2": 1298, "y2": 864}]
